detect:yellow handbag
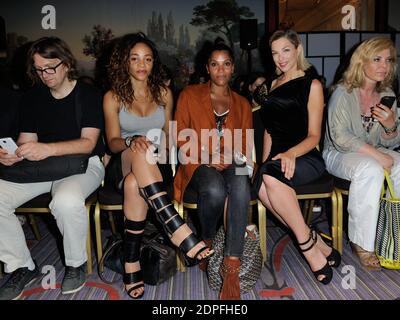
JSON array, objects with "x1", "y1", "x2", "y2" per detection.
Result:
[{"x1": 375, "y1": 170, "x2": 400, "y2": 269}]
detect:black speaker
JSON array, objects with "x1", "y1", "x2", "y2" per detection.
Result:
[
  {"x1": 0, "y1": 16, "x2": 6, "y2": 52},
  {"x1": 240, "y1": 19, "x2": 258, "y2": 50}
]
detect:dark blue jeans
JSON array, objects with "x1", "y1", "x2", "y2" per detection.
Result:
[{"x1": 186, "y1": 164, "x2": 250, "y2": 257}]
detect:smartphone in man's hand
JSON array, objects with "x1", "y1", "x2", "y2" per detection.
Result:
[{"x1": 0, "y1": 137, "x2": 18, "y2": 154}]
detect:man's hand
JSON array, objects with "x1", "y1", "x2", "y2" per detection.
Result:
[
  {"x1": 0, "y1": 148, "x2": 24, "y2": 166},
  {"x1": 16, "y1": 142, "x2": 54, "y2": 161}
]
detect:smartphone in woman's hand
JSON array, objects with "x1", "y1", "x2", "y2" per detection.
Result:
[{"x1": 380, "y1": 96, "x2": 396, "y2": 108}]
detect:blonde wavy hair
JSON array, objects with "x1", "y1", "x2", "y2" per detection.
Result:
[
  {"x1": 269, "y1": 29, "x2": 311, "y2": 75},
  {"x1": 341, "y1": 37, "x2": 397, "y2": 93}
]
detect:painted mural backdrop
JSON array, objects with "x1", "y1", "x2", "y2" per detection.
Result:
[{"x1": 0, "y1": 0, "x2": 265, "y2": 90}]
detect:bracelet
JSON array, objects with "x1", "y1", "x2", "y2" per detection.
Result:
[
  {"x1": 383, "y1": 121, "x2": 398, "y2": 135},
  {"x1": 125, "y1": 135, "x2": 142, "y2": 148}
]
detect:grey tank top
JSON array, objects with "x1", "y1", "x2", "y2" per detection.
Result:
[{"x1": 119, "y1": 105, "x2": 165, "y2": 146}]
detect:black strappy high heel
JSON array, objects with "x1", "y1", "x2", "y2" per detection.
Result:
[
  {"x1": 139, "y1": 182, "x2": 214, "y2": 265},
  {"x1": 314, "y1": 228, "x2": 341, "y2": 268},
  {"x1": 298, "y1": 229, "x2": 333, "y2": 285},
  {"x1": 123, "y1": 219, "x2": 145, "y2": 299}
]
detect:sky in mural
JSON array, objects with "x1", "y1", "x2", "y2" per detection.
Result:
[{"x1": 1, "y1": 0, "x2": 265, "y2": 61}]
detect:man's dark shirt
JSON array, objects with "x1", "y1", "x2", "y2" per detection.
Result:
[
  {"x1": 19, "y1": 81, "x2": 104, "y2": 157},
  {"x1": 0, "y1": 86, "x2": 22, "y2": 140}
]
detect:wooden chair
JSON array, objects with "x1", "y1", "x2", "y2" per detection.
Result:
[{"x1": 15, "y1": 192, "x2": 97, "y2": 274}]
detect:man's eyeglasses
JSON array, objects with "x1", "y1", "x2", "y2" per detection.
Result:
[{"x1": 34, "y1": 61, "x2": 64, "y2": 75}]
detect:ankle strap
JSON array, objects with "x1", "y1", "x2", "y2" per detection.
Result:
[
  {"x1": 298, "y1": 229, "x2": 317, "y2": 253},
  {"x1": 125, "y1": 219, "x2": 146, "y2": 231}
]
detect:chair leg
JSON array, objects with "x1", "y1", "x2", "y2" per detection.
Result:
[
  {"x1": 28, "y1": 214, "x2": 42, "y2": 241},
  {"x1": 335, "y1": 190, "x2": 343, "y2": 254},
  {"x1": 331, "y1": 191, "x2": 339, "y2": 254},
  {"x1": 108, "y1": 211, "x2": 117, "y2": 235},
  {"x1": 0, "y1": 262, "x2": 4, "y2": 278},
  {"x1": 306, "y1": 200, "x2": 315, "y2": 225},
  {"x1": 94, "y1": 202, "x2": 103, "y2": 266},
  {"x1": 257, "y1": 200, "x2": 267, "y2": 263},
  {"x1": 86, "y1": 203, "x2": 93, "y2": 275}
]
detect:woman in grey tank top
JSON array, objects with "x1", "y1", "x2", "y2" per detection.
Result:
[{"x1": 103, "y1": 33, "x2": 214, "y2": 299}]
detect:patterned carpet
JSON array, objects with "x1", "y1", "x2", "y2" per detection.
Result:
[{"x1": 1, "y1": 212, "x2": 400, "y2": 301}]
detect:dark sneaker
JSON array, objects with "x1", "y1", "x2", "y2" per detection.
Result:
[
  {"x1": 0, "y1": 264, "x2": 40, "y2": 300},
  {"x1": 61, "y1": 263, "x2": 86, "y2": 294}
]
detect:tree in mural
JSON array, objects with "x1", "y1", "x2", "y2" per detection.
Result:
[
  {"x1": 165, "y1": 11, "x2": 176, "y2": 46},
  {"x1": 178, "y1": 25, "x2": 185, "y2": 49},
  {"x1": 158, "y1": 13, "x2": 165, "y2": 42},
  {"x1": 191, "y1": 0, "x2": 254, "y2": 49},
  {"x1": 82, "y1": 25, "x2": 114, "y2": 60},
  {"x1": 147, "y1": 11, "x2": 158, "y2": 40},
  {"x1": 184, "y1": 26, "x2": 191, "y2": 49}
]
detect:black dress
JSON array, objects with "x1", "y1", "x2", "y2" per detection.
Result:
[{"x1": 253, "y1": 75, "x2": 325, "y2": 192}]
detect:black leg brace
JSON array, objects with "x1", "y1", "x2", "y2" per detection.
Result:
[
  {"x1": 139, "y1": 182, "x2": 204, "y2": 258},
  {"x1": 123, "y1": 219, "x2": 145, "y2": 298}
]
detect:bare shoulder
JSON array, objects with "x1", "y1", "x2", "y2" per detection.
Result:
[
  {"x1": 310, "y1": 79, "x2": 323, "y2": 92},
  {"x1": 103, "y1": 91, "x2": 122, "y2": 115},
  {"x1": 160, "y1": 86, "x2": 173, "y2": 105},
  {"x1": 104, "y1": 90, "x2": 120, "y2": 107}
]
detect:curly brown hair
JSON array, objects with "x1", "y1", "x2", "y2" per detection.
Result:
[{"x1": 108, "y1": 32, "x2": 166, "y2": 108}]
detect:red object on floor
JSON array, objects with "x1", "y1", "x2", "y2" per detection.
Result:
[{"x1": 21, "y1": 282, "x2": 120, "y2": 300}]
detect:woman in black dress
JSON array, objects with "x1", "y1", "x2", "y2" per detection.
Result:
[{"x1": 253, "y1": 29, "x2": 341, "y2": 284}]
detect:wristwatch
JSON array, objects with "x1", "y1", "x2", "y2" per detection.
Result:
[
  {"x1": 383, "y1": 120, "x2": 399, "y2": 135},
  {"x1": 125, "y1": 135, "x2": 142, "y2": 148},
  {"x1": 125, "y1": 136, "x2": 133, "y2": 148}
]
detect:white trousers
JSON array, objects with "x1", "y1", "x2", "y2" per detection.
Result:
[
  {"x1": 0, "y1": 156, "x2": 104, "y2": 273},
  {"x1": 323, "y1": 148, "x2": 400, "y2": 251}
]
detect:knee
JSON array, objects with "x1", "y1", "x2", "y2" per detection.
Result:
[
  {"x1": 197, "y1": 175, "x2": 226, "y2": 203},
  {"x1": 130, "y1": 147, "x2": 156, "y2": 166},
  {"x1": 0, "y1": 194, "x2": 15, "y2": 214},
  {"x1": 202, "y1": 183, "x2": 226, "y2": 202},
  {"x1": 354, "y1": 159, "x2": 384, "y2": 181},
  {"x1": 50, "y1": 192, "x2": 84, "y2": 217},
  {"x1": 124, "y1": 173, "x2": 139, "y2": 193},
  {"x1": 262, "y1": 174, "x2": 282, "y2": 190}
]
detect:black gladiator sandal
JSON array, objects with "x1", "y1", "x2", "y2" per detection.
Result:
[
  {"x1": 298, "y1": 229, "x2": 333, "y2": 285},
  {"x1": 311, "y1": 226, "x2": 341, "y2": 268},
  {"x1": 123, "y1": 219, "x2": 146, "y2": 299},
  {"x1": 139, "y1": 181, "x2": 214, "y2": 265}
]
